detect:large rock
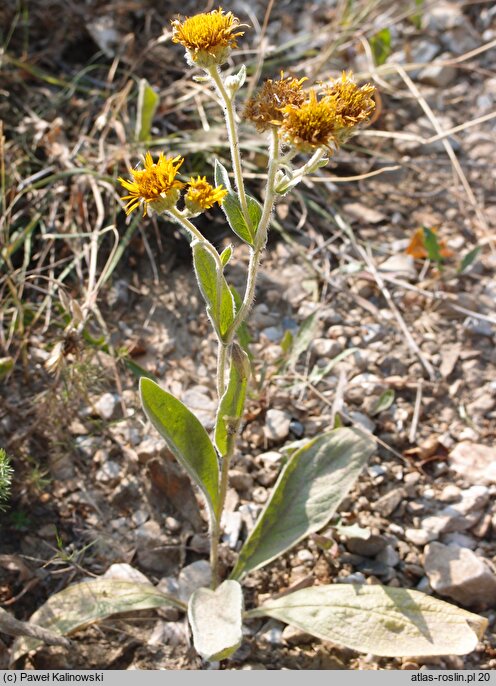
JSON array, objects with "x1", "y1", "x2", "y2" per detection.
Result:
[
  {"x1": 449, "y1": 442, "x2": 496, "y2": 485},
  {"x1": 424, "y1": 542, "x2": 496, "y2": 609}
]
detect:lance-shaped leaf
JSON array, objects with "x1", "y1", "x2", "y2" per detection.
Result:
[
  {"x1": 247, "y1": 584, "x2": 488, "y2": 657},
  {"x1": 230, "y1": 428, "x2": 375, "y2": 580},
  {"x1": 215, "y1": 344, "x2": 250, "y2": 456},
  {"x1": 140, "y1": 378, "x2": 219, "y2": 518},
  {"x1": 188, "y1": 580, "x2": 244, "y2": 661},
  {"x1": 12, "y1": 579, "x2": 184, "y2": 662},
  {"x1": 214, "y1": 160, "x2": 262, "y2": 246},
  {"x1": 135, "y1": 78, "x2": 159, "y2": 141},
  {"x1": 192, "y1": 241, "x2": 235, "y2": 341}
]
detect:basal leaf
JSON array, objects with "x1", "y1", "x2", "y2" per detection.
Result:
[
  {"x1": 188, "y1": 580, "x2": 243, "y2": 662},
  {"x1": 214, "y1": 344, "x2": 250, "y2": 456},
  {"x1": 12, "y1": 579, "x2": 183, "y2": 662},
  {"x1": 248, "y1": 584, "x2": 488, "y2": 657},
  {"x1": 370, "y1": 389, "x2": 395, "y2": 416},
  {"x1": 140, "y1": 378, "x2": 219, "y2": 518},
  {"x1": 230, "y1": 428, "x2": 375, "y2": 580}
]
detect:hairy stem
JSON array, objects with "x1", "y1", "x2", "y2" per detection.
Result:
[
  {"x1": 227, "y1": 127, "x2": 280, "y2": 340},
  {"x1": 208, "y1": 66, "x2": 252, "y2": 231},
  {"x1": 217, "y1": 342, "x2": 228, "y2": 398},
  {"x1": 210, "y1": 435, "x2": 235, "y2": 589}
]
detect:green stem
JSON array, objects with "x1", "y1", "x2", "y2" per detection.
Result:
[
  {"x1": 208, "y1": 66, "x2": 252, "y2": 231},
  {"x1": 217, "y1": 342, "x2": 228, "y2": 398}
]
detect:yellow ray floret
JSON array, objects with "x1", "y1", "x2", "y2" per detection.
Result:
[
  {"x1": 171, "y1": 8, "x2": 245, "y2": 67},
  {"x1": 185, "y1": 176, "x2": 228, "y2": 213},
  {"x1": 119, "y1": 152, "x2": 185, "y2": 216},
  {"x1": 244, "y1": 72, "x2": 308, "y2": 131}
]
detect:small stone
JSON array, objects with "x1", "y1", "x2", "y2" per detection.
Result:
[
  {"x1": 257, "y1": 621, "x2": 284, "y2": 645},
  {"x1": 442, "y1": 532, "x2": 477, "y2": 550},
  {"x1": 418, "y1": 59, "x2": 457, "y2": 87},
  {"x1": 222, "y1": 512, "x2": 242, "y2": 549},
  {"x1": 405, "y1": 528, "x2": 435, "y2": 546},
  {"x1": 252, "y1": 486, "x2": 268, "y2": 504},
  {"x1": 92, "y1": 392, "x2": 117, "y2": 420},
  {"x1": 404, "y1": 472, "x2": 421, "y2": 497},
  {"x1": 177, "y1": 560, "x2": 212, "y2": 602},
  {"x1": 289, "y1": 419, "x2": 305, "y2": 438},
  {"x1": 229, "y1": 469, "x2": 253, "y2": 492},
  {"x1": 95, "y1": 459, "x2": 123, "y2": 485},
  {"x1": 424, "y1": 542, "x2": 496, "y2": 609},
  {"x1": 181, "y1": 387, "x2": 216, "y2": 429},
  {"x1": 102, "y1": 563, "x2": 151, "y2": 584},
  {"x1": 265, "y1": 409, "x2": 291, "y2": 441},
  {"x1": 376, "y1": 545, "x2": 400, "y2": 567},
  {"x1": 148, "y1": 619, "x2": 187, "y2": 647},
  {"x1": 261, "y1": 326, "x2": 283, "y2": 342},
  {"x1": 379, "y1": 254, "x2": 417, "y2": 281},
  {"x1": 165, "y1": 516, "x2": 182, "y2": 533},
  {"x1": 373, "y1": 488, "x2": 406, "y2": 516},
  {"x1": 297, "y1": 549, "x2": 314, "y2": 563},
  {"x1": 257, "y1": 450, "x2": 283, "y2": 467},
  {"x1": 310, "y1": 338, "x2": 343, "y2": 359},
  {"x1": 340, "y1": 572, "x2": 366, "y2": 584},
  {"x1": 343, "y1": 202, "x2": 386, "y2": 224},
  {"x1": 438, "y1": 485, "x2": 461, "y2": 503},
  {"x1": 281, "y1": 625, "x2": 314, "y2": 645},
  {"x1": 136, "y1": 437, "x2": 163, "y2": 463},
  {"x1": 463, "y1": 317, "x2": 494, "y2": 338},
  {"x1": 345, "y1": 534, "x2": 387, "y2": 557}
]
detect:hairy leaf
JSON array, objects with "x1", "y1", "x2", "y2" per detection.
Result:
[
  {"x1": 188, "y1": 581, "x2": 243, "y2": 661},
  {"x1": 230, "y1": 428, "x2": 375, "y2": 579},
  {"x1": 140, "y1": 378, "x2": 219, "y2": 518},
  {"x1": 215, "y1": 345, "x2": 250, "y2": 456},
  {"x1": 248, "y1": 584, "x2": 488, "y2": 657}
]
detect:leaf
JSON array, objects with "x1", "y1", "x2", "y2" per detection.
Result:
[
  {"x1": 410, "y1": 0, "x2": 424, "y2": 30},
  {"x1": 220, "y1": 244, "x2": 233, "y2": 267},
  {"x1": 423, "y1": 226, "x2": 443, "y2": 264},
  {"x1": 248, "y1": 584, "x2": 488, "y2": 657},
  {"x1": 214, "y1": 345, "x2": 250, "y2": 456},
  {"x1": 230, "y1": 428, "x2": 375, "y2": 580},
  {"x1": 135, "y1": 79, "x2": 159, "y2": 142},
  {"x1": 370, "y1": 28, "x2": 392, "y2": 66},
  {"x1": 140, "y1": 378, "x2": 219, "y2": 519},
  {"x1": 459, "y1": 245, "x2": 481, "y2": 273},
  {"x1": 214, "y1": 160, "x2": 262, "y2": 245},
  {"x1": 370, "y1": 389, "x2": 395, "y2": 416},
  {"x1": 192, "y1": 241, "x2": 235, "y2": 340},
  {"x1": 0, "y1": 356, "x2": 14, "y2": 380},
  {"x1": 308, "y1": 347, "x2": 358, "y2": 384},
  {"x1": 188, "y1": 580, "x2": 244, "y2": 662},
  {"x1": 284, "y1": 311, "x2": 319, "y2": 371},
  {"x1": 12, "y1": 579, "x2": 184, "y2": 662}
]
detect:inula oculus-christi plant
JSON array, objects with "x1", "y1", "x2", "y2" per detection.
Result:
[{"x1": 13, "y1": 7, "x2": 487, "y2": 666}]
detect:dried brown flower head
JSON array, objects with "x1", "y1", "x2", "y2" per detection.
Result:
[{"x1": 244, "y1": 72, "x2": 308, "y2": 131}]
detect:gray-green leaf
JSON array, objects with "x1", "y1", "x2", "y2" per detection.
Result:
[
  {"x1": 230, "y1": 427, "x2": 375, "y2": 580},
  {"x1": 248, "y1": 584, "x2": 488, "y2": 657},
  {"x1": 214, "y1": 160, "x2": 261, "y2": 245},
  {"x1": 192, "y1": 241, "x2": 235, "y2": 340},
  {"x1": 188, "y1": 580, "x2": 244, "y2": 662},
  {"x1": 12, "y1": 579, "x2": 183, "y2": 662},
  {"x1": 140, "y1": 378, "x2": 219, "y2": 519},
  {"x1": 214, "y1": 344, "x2": 250, "y2": 456}
]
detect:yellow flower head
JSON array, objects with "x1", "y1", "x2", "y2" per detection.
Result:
[
  {"x1": 119, "y1": 152, "x2": 185, "y2": 216},
  {"x1": 321, "y1": 72, "x2": 375, "y2": 129},
  {"x1": 171, "y1": 8, "x2": 245, "y2": 68},
  {"x1": 185, "y1": 176, "x2": 228, "y2": 213},
  {"x1": 280, "y1": 90, "x2": 344, "y2": 152},
  {"x1": 244, "y1": 72, "x2": 308, "y2": 132}
]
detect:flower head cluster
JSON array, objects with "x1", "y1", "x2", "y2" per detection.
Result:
[
  {"x1": 171, "y1": 8, "x2": 245, "y2": 68},
  {"x1": 244, "y1": 72, "x2": 308, "y2": 131},
  {"x1": 119, "y1": 153, "x2": 226, "y2": 217},
  {"x1": 119, "y1": 152, "x2": 185, "y2": 216},
  {"x1": 246, "y1": 71, "x2": 375, "y2": 152},
  {"x1": 185, "y1": 176, "x2": 228, "y2": 214}
]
